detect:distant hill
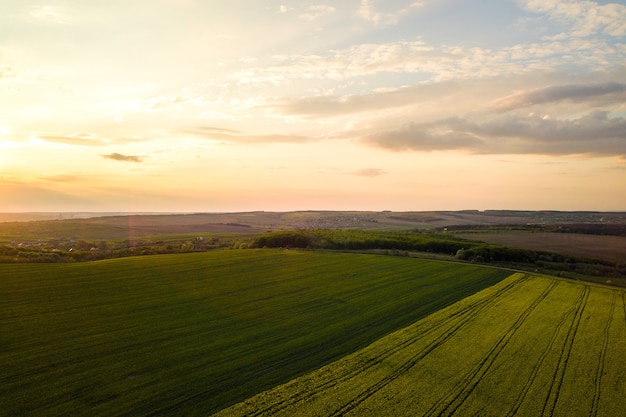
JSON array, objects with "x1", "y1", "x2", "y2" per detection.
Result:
[
  {"x1": 0, "y1": 212, "x2": 170, "y2": 223},
  {"x1": 2, "y1": 210, "x2": 626, "y2": 227},
  {"x1": 1, "y1": 210, "x2": 625, "y2": 240}
]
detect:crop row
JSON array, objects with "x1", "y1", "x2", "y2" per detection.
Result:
[{"x1": 215, "y1": 274, "x2": 626, "y2": 417}]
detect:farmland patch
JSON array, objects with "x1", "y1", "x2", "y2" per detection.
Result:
[
  {"x1": 0, "y1": 250, "x2": 509, "y2": 416},
  {"x1": 215, "y1": 274, "x2": 626, "y2": 417},
  {"x1": 455, "y1": 231, "x2": 626, "y2": 263}
]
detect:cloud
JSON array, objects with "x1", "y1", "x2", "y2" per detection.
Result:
[
  {"x1": 197, "y1": 126, "x2": 240, "y2": 134},
  {"x1": 353, "y1": 168, "x2": 386, "y2": 177},
  {"x1": 230, "y1": 40, "x2": 434, "y2": 85},
  {"x1": 364, "y1": 118, "x2": 484, "y2": 152},
  {"x1": 0, "y1": 173, "x2": 19, "y2": 183},
  {"x1": 0, "y1": 66, "x2": 15, "y2": 79},
  {"x1": 357, "y1": 0, "x2": 423, "y2": 26},
  {"x1": 484, "y1": 110, "x2": 626, "y2": 144},
  {"x1": 363, "y1": 110, "x2": 626, "y2": 155},
  {"x1": 299, "y1": 5, "x2": 335, "y2": 21},
  {"x1": 39, "y1": 134, "x2": 105, "y2": 147},
  {"x1": 357, "y1": 0, "x2": 383, "y2": 24},
  {"x1": 519, "y1": 0, "x2": 626, "y2": 37},
  {"x1": 227, "y1": 35, "x2": 618, "y2": 91},
  {"x1": 25, "y1": 5, "x2": 71, "y2": 24},
  {"x1": 493, "y1": 82, "x2": 626, "y2": 111},
  {"x1": 38, "y1": 174, "x2": 81, "y2": 183},
  {"x1": 273, "y1": 82, "x2": 453, "y2": 117},
  {"x1": 101, "y1": 153, "x2": 144, "y2": 162},
  {"x1": 187, "y1": 127, "x2": 313, "y2": 144}
]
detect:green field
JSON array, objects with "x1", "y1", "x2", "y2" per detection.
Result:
[
  {"x1": 215, "y1": 273, "x2": 626, "y2": 417},
  {"x1": 0, "y1": 250, "x2": 510, "y2": 416}
]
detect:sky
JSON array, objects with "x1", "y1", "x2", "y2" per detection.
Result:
[{"x1": 1, "y1": 0, "x2": 625, "y2": 212}]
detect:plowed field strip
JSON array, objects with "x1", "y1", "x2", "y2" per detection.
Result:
[
  {"x1": 541, "y1": 285, "x2": 590, "y2": 417},
  {"x1": 325, "y1": 275, "x2": 528, "y2": 417},
  {"x1": 424, "y1": 280, "x2": 559, "y2": 417},
  {"x1": 503, "y1": 285, "x2": 582, "y2": 417},
  {"x1": 589, "y1": 291, "x2": 617, "y2": 417}
]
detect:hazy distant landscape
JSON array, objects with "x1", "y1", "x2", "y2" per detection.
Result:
[
  {"x1": 4, "y1": 209, "x2": 626, "y2": 227},
  {"x1": 2, "y1": 210, "x2": 625, "y2": 286}
]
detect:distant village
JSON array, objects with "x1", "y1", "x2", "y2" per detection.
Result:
[{"x1": 1, "y1": 236, "x2": 228, "y2": 263}]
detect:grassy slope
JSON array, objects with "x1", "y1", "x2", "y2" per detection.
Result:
[
  {"x1": 216, "y1": 274, "x2": 626, "y2": 417},
  {"x1": 0, "y1": 250, "x2": 510, "y2": 416}
]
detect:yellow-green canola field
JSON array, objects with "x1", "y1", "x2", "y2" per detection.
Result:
[{"x1": 215, "y1": 273, "x2": 626, "y2": 417}]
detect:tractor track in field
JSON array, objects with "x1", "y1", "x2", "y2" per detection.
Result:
[
  {"x1": 503, "y1": 284, "x2": 584, "y2": 417},
  {"x1": 423, "y1": 279, "x2": 559, "y2": 417},
  {"x1": 589, "y1": 291, "x2": 617, "y2": 417},
  {"x1": 541, "y1": 285, "x2": 590, "y2": 417},
  {"x1": 622, "y1": 292, "x2": 626, "y2": 327},
  {"x1": 324, "y1": 275, "x2": 529, "y2": 417},
  {"x1": 237, "y1": 274, "x2": 528, "y2": 417}
]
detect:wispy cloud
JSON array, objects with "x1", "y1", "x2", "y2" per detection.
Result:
[
  {"x1": 275, "y1": 74, "x2": 626, "y2": 119},
  {"x1": 519, "y1": 0, "x2": 626, "y2": 37},
  {"x1": 273, "y1": 82, "x2": 453, "y2": 117},
  {"x1": 25, "y1": 5, "x2": 71, "y2": 24},
  {"x1": 40, "y1": 134, "x2": 105, "y2": 147},
  {"x1": 364, "y1": 119, "x2": 483, "y2": 152},
  {"x1": 188, "y1": 127, "x2": 312, "y2": 144},
  {"x1": 196, "y1": 126, "x2": 240, "y2": 134},
  {"x1": 357, "y1": 0, "x2": 385, "y2": 24},
  {"x1": 492, "y1": 82, "x2": 626, "y2": 111},
  {"x1": 0, "y1": 66, "x2": 15, "y2": 79},
  {"x1": 364, "y1": 110, "x2": 626, "y2": 155},
  {"x1": 102, "y1": 153, "x2": 144, "y2": 162},
  {"x1": 226, "y1": 36, "x2": 617, "y2": 91},
  {"x1": 299, "y1": 5, "x2": 335, "y2": 21},
  {"x1": 38, "y1": 174, "x2": 81, "y2": 182},
  {"x1": 352, "y1": 168, "x2": 386, "y2": 177},
  {"x1": 0, "y1": 173, "x2": 19, "y2": 183},
  {"x1": 357, "y1": 0, "x2": 424, "y2": 26}
]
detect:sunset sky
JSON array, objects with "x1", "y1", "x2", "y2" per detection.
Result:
[{"x1": 1, "y1": 0, "x2": 625, "y2": 212}]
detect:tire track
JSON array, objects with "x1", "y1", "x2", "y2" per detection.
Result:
[
  {"x1": 540, "y1": 285, "x2": 590, "y2": 417},
  {"x1": 424, "y1": 279, "x2": 559, "y2": 417},
  {"x1": 589, "y1": 290, "x2": 617, "y2": 417},
  {"x1": 324, "y1": 275, "x2": 529, "y2": 417},
  {"x1": 623, "y1": 292, "x2": 626, "y2": 327},
  {"x1": 504, "y1": 284, "x2": 582, "y2": 417}
]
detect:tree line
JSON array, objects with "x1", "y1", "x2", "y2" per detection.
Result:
[{"x1": 252, "y1": 230, "x2": 626, "y2": 286}]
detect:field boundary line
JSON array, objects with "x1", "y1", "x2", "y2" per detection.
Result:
[
  {"x1": 236, "y1": 274, "x2": 527, "y2": 417},
  {"x1": 324, "y1": 274, "x2": 528, "y2": 417},
  {"x1": 541, "y1": 285, "x2": 589, "y2": 417},
  {"x1": 589, "y1": 290, "x2": 617, "y2": 417},
  {"x1": 424, "y1": 279, "x2": 559, "y2": 417}
]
